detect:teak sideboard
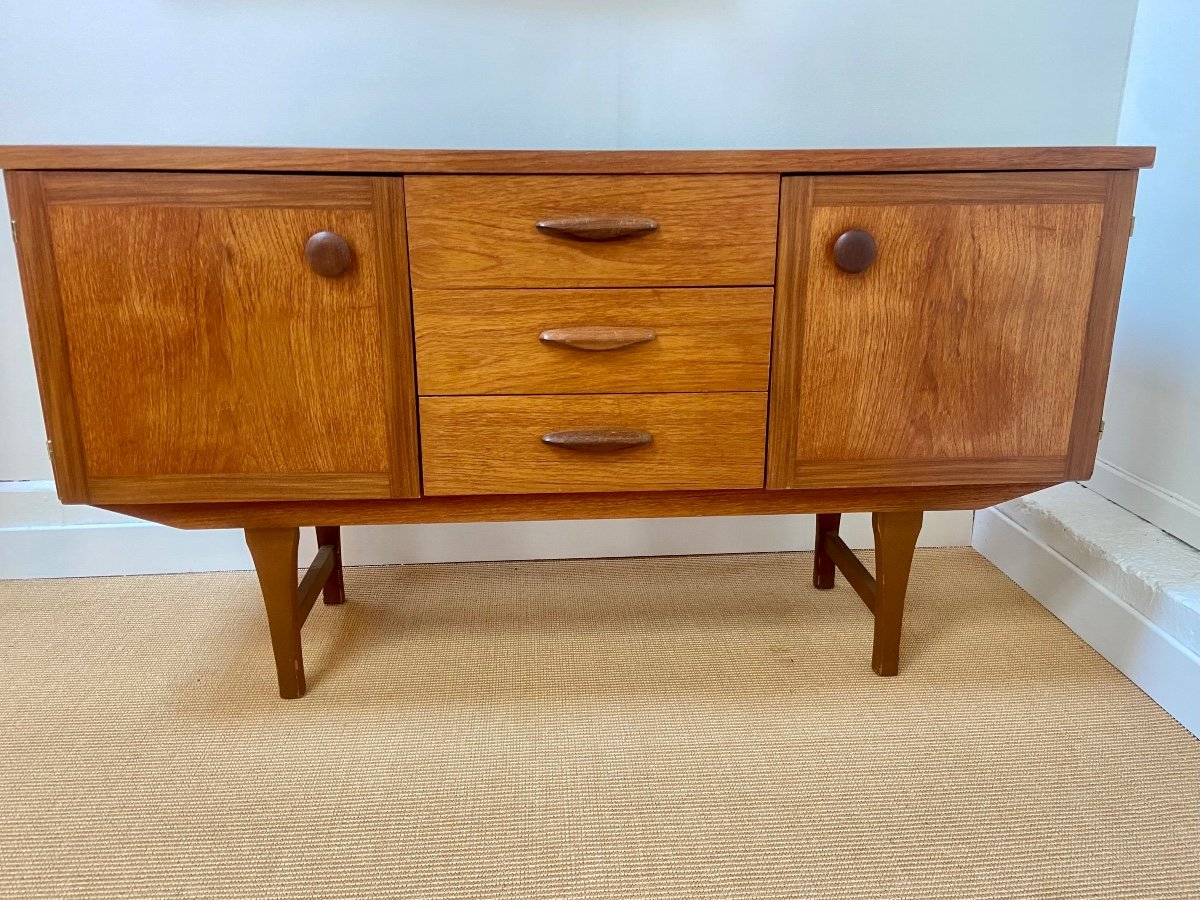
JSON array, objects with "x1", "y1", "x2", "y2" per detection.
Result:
[{"x1": 1, "y1": 145, "x2": 1154, "y2": 698}]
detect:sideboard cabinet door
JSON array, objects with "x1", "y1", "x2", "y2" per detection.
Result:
[
  {"x1": 766, "y1": 171, "x2": 1137, "y2": 490},
  {"x1": 7, "y1": 172, "x2": 419, "y2": 503}
]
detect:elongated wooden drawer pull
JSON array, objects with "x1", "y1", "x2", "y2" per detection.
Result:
[
  {"x1": 539, "y1": 326, "x2": 657, "y2": 351},
  {"x1": 535, "y1": 215, "x2": 658, "y2": 241},
  {"x1": 541, "y1": 429, "x2": 653, "y2": 452}
]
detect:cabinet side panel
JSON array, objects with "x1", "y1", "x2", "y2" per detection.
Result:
[
  {"x1": 1064, "y1": 170, "x2": 1139, "y2": 479},
  {"x1": 4, "y1": 171, "x2": 89, "y2": 502}
]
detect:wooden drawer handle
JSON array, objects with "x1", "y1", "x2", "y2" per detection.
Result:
[
  {"x1": 305, "y1": 231, "x2": 353, "y2": 277},
  {"x1": 541, "y1": 429, "x2": 653, "y2": 452},
  {"x1": 540, "y1": 326, "x2": 657, "y2": 351},
  {"x1": 535, "y1": 215, "x2": 658, "y2": 241}
]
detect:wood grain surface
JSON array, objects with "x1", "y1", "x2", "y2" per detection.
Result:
[
  {"x1": 810, "y1": 171, "x2": 1109, "y2": 205},
  {"x1": 6, "y1": 152, "x2": 1146, "y2": 513},
  {"x1": 0, "y1": 145, "x2": 1157, "y2": 173},
  {"x1": 405, "y1": 175, "x2": 779, "y2": 288},
  {"x1": 769, "y1": 172, "x2": 1106, "y2": 489},
  {"x1": 413, "y1": 287, "x2": 773, "y2": 394},
  {"x1": 102, "y1": 482, "x2": 1057, "y2": 529},
  {"x1": 789, "y1": 457, "x2": 1068, "y2": 488},
  {"x1": 1064, "y1": 170, "x2": 1139, "y2": 478},
  {"x1": 40, "y1": 172, "x2": 374, "y2": 207},
  {"x1": 419, "y1": 393, "x2": 767, "y2": 495},
  {"x1": 765, "y1": 177, "x2": 814, "y2": 489},
  {"x1": 371, "y1": 177, "x2": 423, "y2": 498},
  {"x1": 4, "y1": 172, "x2": 91, "y2": 502},
  {"x1": 38, "y1": 172, "x2": 419, "y2": 502},
  {"x1": 86, "y1": 474, "x2": 393, "y2": 504}
]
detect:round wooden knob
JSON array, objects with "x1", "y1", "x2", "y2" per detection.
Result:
[
  {"x1": 833, "y1": 229, "x2": 878, "y2": 273},
  {"x1": 304, "y1": 231, "x2": 353, "y2": 277}
]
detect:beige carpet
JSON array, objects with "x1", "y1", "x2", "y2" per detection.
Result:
[{"x1": 0, "y1": 548, "x2": 1195, "y2": 899}]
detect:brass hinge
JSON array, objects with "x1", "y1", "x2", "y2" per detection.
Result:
[
  {"x1": 46, "y1": 439, "x2": 54, "y2": 462},
  {"x1": 8, "y1": 219, "x2": 16, "y2": 245},
  {"x1": 1129, "y1": 216, "x2": 1136, "y2": 237},
  {"x1": 1099, "y1": 419, "x2": 1105, "y2": 438}
]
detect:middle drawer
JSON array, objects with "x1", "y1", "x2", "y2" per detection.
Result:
[{"x1": 413, "y1": 287, "x2": 774, "y2": 395}]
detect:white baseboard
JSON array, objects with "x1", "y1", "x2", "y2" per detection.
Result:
[
  {"x1": 1, "y1": 481, "x2": 974, "y2": 579},
  {"x1": 1087, "y1": 458, "x2": 1200, "y2": 551},
  {"x1": 0, "y1": 522, "x2": 252, "y2": 579},
  {"x1": 973, "y1": 505, "x2": 1200, "y2": 738}
]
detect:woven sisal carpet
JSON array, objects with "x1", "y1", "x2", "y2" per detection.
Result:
[{"x1": 0, "y1": 548, "x2": 1195, "y2": 899}]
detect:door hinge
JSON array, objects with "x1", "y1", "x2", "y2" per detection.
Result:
[
  {"x1": 9, "y1": 219, "x2": 16, "y2": 246},
  {"x1": 1099, "y1": 419, "x2": 1105, "y2": 439},
  {"x1": 1129, "y1": 216, "x2": 1135, "y2": 237},
  {"x1": 46, "y1": 439, "x2": 54, "y2": 462}
]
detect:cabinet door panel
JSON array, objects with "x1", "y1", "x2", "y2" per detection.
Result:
[
  {"x1": 767, "y1": 172, "x2": 1131, "y2": 489},
  {"x1": 31, "y1": 173, "x2": 419, "y2": 502}
]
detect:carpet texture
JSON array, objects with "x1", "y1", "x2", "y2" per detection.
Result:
[{"x1": 0, "y1": 548, "x2": 1195, "y2": 899}]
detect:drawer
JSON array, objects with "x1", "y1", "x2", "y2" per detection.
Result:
[
  {"x1": 420, "y1": 393, "x2": 767, "y2": 495},
  {"x1": 405, "y1": 175, "x2": 779, "y2": 288},
  {"x1": 413, "y1": 287, "x2": 774, "y2": 395}
]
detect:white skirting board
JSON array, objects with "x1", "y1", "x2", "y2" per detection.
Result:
[
  {"x1": 1087, "y1": 458, "x2": 1200, "y2": 552},
  {"x1": 0, "y1": 481, "x2": 973, "y2": 579},
  {"x1": 973, "y1": 505, "x2": 1200, "y2": 738}
]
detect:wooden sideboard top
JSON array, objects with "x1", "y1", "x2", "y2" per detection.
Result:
[{"x1": 0, "y1": 145, "x2": 1155, "y2": 174}]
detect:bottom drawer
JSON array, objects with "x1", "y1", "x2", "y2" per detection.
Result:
[{"x1": 420, "y1": 393, "x2": 766, "y2": 496}]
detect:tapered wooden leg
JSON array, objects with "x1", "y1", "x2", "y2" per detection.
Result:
[
  {"x1": 315, "y1": 526, "x2": 345, "y2": 605},
  {"x1": 870, "y1": 510, "x2": 924, "y2": 677},
  {"x1": 245, "y1": 527, "x2": 305, "y2": 699},
  {"x1": 813, "y1": 513, "x2": 842, "y2": 589}
]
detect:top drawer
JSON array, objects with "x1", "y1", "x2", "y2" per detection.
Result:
[{"x1": 405, "y1": 175, "x2": 779, "y2": 289}]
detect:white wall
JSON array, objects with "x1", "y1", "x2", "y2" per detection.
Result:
[
  {"x1": 973, "y1": 0, "x2": 1200, "y2": 734},
  {"x1": 1088, "y1": 0, "x2": 1200, "y2": 549},
  {"x1": 0, "y1": 0, "x2": 1141, "y2": 575}
]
